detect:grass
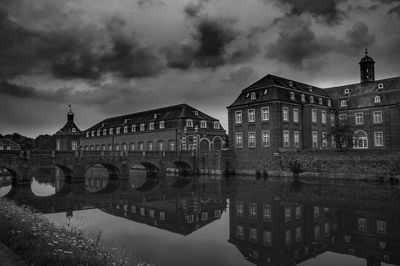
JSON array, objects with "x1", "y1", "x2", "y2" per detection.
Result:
[{"x1": 0, "y1": 198, "x2": 129, "y2": 266}]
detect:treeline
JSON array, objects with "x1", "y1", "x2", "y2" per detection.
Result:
[{"x1": 0, "y1": 133, "x2": 55, "y2": 150}]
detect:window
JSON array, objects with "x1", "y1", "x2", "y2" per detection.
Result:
[
  {"x1": 186, "y1": 215, "x2": 194, "y2": 224},
  {"x1": 262, "y1": 131, "x2": 270, "y2": 147},
  {"x1": 380, "y1": 241, "x2": 386, "y2": 249},
  {"x1": 201, "y1": 212, "x2": 208, "y2": 221},
  {"x1": 373, "y1": 111, "x2": 382, "y2": 124},
  {"x1": 250, "y1": 92, "x2": 256, "y2": 100},
  {"x1": 375, "y1": 95, "x2": 381, "y2": 103},
  {"x1": 132, "y1": 125, "x2": 136, "y2": 132},
  {"x1": 325, "y1": 223, "x2": 330, "y2": 236},
  {"x1": 374, "y1": 132, "x2": 384, "y2": 147},
  {"x1": 214, "y1": 122, "x2": 220, "y2": 129},
  {"x1": 140, "y1": 208, "x2": 145, "y2": 216},
  {"x1": 194, "y1": 111, "x2": 198, "y2": 116},
  {"x1": 108, "y1": 144, "x2": 112, "y2": 151},
  {"x1": 314, "y1": 206, "x2": 320, "y2": 218},
  {"x1": 345, "y1": 235, "x2": 351, "y2": 243},
  {"x1": 293, "y1": 109, "x2": 299, "y2": 123},
  {"x1": 124, "y1": 126, "x2": 128, "y2": 133},
  {"x1": 122, "y1": 143, "x2": 127, "y2": 151},
  {"x1": 263, "y1": 204, "x2": 271, "y2": 221},
  {"x1": 283, "y1": 130, "x2": 290, "y2": 147},
  {"x1": 355, "y1": 113, "x2": 364, "y2": 125},
  {"x1": 340, "y1": 100, "x2": 347, "y2": 107},
  {"x1": 378, "y1": 83, "x2": 384, "y2": 89},
  {"x1": 86, "y1": 132, "x2": 90, "y2": 138},
  {"x1": 160, "y1": 212, "x2": 165, "y2": 220},
  {"x1": 314, "y1": 226, "x2": 320, "y2": 240},
  {"x1": 200, "y1": 120, "x2": 207, "y2": 128},
  {"x1": 249, "y1": 228, "x2": 257, "y2": 243},
  {"x1": 235, "y1": 132, "x2": 243, "y2": 148},
  {"x1": 331, "y1": 114, "x2": 335, "y2": 126},
  {"x1": 312, "y1": 131, "x2": 318, "y2": 148},
  {"x1": 149, "y1": 209, "x2": 155, "y2": 218},
  {"x1": 263, "y1": 231, "x2": 272, "y2": 246},
  {"x1": 310, "y1": 96, "x2": 314, "y2": 103},
  {"x1": 149, "y1": 122, "x2": 154, "y2": 130},
  {"x1": 248, "y1": 109, "x2": 255, "y2": 122},
  {"x1": 295, "y1": 206, "x2": 301, "y2": 219},
  {"x1": 186, "y1": 119, "x2": 193, "y2": 127},
  {"x1": 308, "y1": 86, "x2": 313, "y2": 92},
  {"x1": 301, "y1": 94, "x2": 305, "y2": 102},
  {"x1": 289, "y1": 81, "x2": 293, "y2": 87},
  {"x1": 339, "y1": 114, "x2": 347, "y2": 125},
  {"x1": 102, "y1": 129, "x2": 106, "y2": 135},
  {"x1": 285, "y1": 230, "x2": 292, "y2": 246},
  {"x1": 319, "y1": 98, "x2": 323, "y2": 105},
  {"x1": 290, "y1": 91, "x2": 295, "y2": 100},
  {"x1": 294, "y1": 131, "x2": 300, "y2": 148},
  {"x1": 214, "y1": 210, "x2": 221, "y2": 218},
  {"x1": 160, "y1": 121, "x2": 165, "y2": 129},
  {"x1": 72, "y1": 128, "x2": 76, "y2": 133},
  {"x1": 249, "y1": 203, "x2": 257, "y2": 218},
  {"x1": 236, "y1": 200, "x2": 244, "y2": 216},
  {"x1": 283, "y1": 107, "x2": 289, "y2": 121},
  {"x1": 344, "y1": 88, "x2": 350, "y2": 95},
  {"x1": 377, "y1": 220, "x2": 386, "y2": 234},
  {"x1": 322, "y1": 132, "x2": 327, "y2": 148},
  {"x1": 248, "y1": 132, "x2": 256, "y2": 148},
  {"x1": 71, "y1": 140, "x2": 78, "y2": 151},
  {"x1": 358, "y1": 218, "x2": 367, "y2": 231},
  {"x1": 140, "y1": 124, "x2": 145, "y2": 131},
  {"x1": 235, "y1": 111, "x2": 242, "y2": 124},
  {"x1": 328, "y1": 99, "x2": 331, "y2": 107},
  {"x1": 312, "y1": 109, "x2": 317, "y2": 123},
  {"x1": 97, "y1": 130, "x2": 101, "y2": 136},
  {"x1": 285, "y1": 206, "x2": 291, "y2": 222},
  {"x1": 236, "y1": 226, "x2": 244, "y2": 239},
  {"x1": 322, "y1": 111, "x2": 326, "y2": 124},
  {"x1": 91, "y1": 131, "x2": 95, "y2": 137},
  {"x1": 296, "y1": 227, "x2": 302, "y2": 242},
  {"x1": 261, "y1": 107, "x2": 269, "y2": 121},
  {"x1": 130, "y1": 143, "x2": 135, "y2": 150},
  {"x1": 116, "y1": 127, "x2": 121, "y2": 134}
]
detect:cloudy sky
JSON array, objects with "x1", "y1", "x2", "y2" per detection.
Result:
[{"x1": 1, "y1": 0, "x2": 400, "y2": 137}]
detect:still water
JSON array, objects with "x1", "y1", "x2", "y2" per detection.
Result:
[{"x1": 1, "y1": 168, "x2": 400, "y2": 266}]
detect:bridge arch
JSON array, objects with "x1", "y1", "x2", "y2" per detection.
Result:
[
  {"x1": 174, "y1": 161, "x2": 192, "y2": 177},
  {"x1": 129, "y1": 162, "x2": 160, "y2": 191}
]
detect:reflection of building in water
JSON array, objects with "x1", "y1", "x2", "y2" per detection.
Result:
[
  {"x1": 85, "y1": 165, "x2": 109, "y2": 192},
  {"x1": 229, "y1": 184, "x2": 337, "y2": 265},
  {"x1": 104, "y1": 181, "x2": 227, "y2": 235},
  {"x1": 0, "y1": 174, "x2": 12, "y2": 187},
  {"x1": 228, "y1": 181, "x2": 400, "y2": 266},
  {"x1": 0, "y1": 139, "x2": 21, "y2": 150}
]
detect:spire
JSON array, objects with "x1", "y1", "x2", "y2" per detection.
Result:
[
  {"x1": 359, "y1": 48, "x2": 375, "y2": 83},
  {"x1": 67, "y1": 104, "x2": 74, "y2": 122}
]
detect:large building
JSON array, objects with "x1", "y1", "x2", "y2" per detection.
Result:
[
  {"x1": 80, "y1": 103, "x2": 227, "y2": 152},
  {"x1": 227, "y1": 50, "x2": 400, "y2": 169},
  {"x1": 54, "y1": 106, "x2": 81, "y2": 151}
]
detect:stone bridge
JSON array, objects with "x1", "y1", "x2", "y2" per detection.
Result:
[{"x1": 0, "y1": 149, "x2": 231, "y2": 184}]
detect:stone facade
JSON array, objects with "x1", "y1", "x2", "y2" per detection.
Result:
[
  {"x1": 80, "y1": 103, "x2": 227, "y2": 153},
  {"x1": 54, "y1": 107, "x2": 81, "y2": 151},
  {"x1": 227, "y1": 51, "x2": 400, "y2": 173}
]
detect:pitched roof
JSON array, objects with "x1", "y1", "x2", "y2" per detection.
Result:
[{"x1": 85, "y1": 103, "x2": 218, "y2": 131}]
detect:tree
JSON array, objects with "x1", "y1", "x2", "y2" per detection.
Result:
[{"x1": 327, "y1": 122, "x2": 354, "y2": 149}]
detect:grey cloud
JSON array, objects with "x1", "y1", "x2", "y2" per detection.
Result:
[
  {"x1": 222, "y1": 67, "x2": 256, "y2": 86},
  {"x1": 389, "y1": 5, "x2": 400, "y2": 16}
]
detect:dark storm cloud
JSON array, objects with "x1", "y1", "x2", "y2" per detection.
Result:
[
  {"x1": 266, "y1": 17, "x2": 375, "y2": 69},
  {"x1": 389, "y1": 5, "x2": 400, "y2": 16},
  {"x1": 183, "y1": 0, "x2": 211, "y2": 18},
  {"x1": 266, "y1": 0, "x2": 346, "y2": 24}
]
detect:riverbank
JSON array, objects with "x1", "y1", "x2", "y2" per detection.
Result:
[
  {"x1": 0, "y1": 198, "x2": 127, "y2": 266},
  {"x1": 0, "y1": 241, "x2": 29, "y2": 265}
]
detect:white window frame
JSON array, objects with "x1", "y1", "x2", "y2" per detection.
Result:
[
  {"x1": 331, "y1": 114, "x2": 335, "y2": 126},
  {"x1": 236, "y1": 225, "x2": 244, "y2": 240},
  {"x1": 290, "y1": 91, "x2": 295, "y2": 100},
  {"x1": 294, "y1": 131, "x2": 300, "y2": 148},
  {"x1": 140, "y1": 124, "x2": 145, "y2": 131},
  {"x1": 186, "y1": 119, "x2": 193, "y2": 127},
  {"x1": 132, "y1": 125, "x2": 136, "y2": 132},
  {"x1": 262, "y1": 130, "x2": 270, "y2": 147},
  {"x1": 377, "y1": 220, "x2": 386, "y2": 234},
  {"x1": 285, "y1": 206, "x2": 291, "y2": 222},
  {"x1": 283, "y1": 130, "x2": 290, "y2": 147},
  {"x1": 263, "y1": 204, "x2": 271, "y2": 221},
  {"x1": 235, "y1": 111, "x2": 242, "y2": 124},
  {"x1": 149, "y1": 122, "x2": 154, "y2": 130},
  {"x1": 159, "y1": 121, "x2": 165, "y2": 129},
  {"x1": 214, "y1": 122, "x2": 220, "y2": 129},
  {"x1": 355, "y1": 112, "x2": 364, "y2": 125},
  {"x1": 103, "y1": 129, "x2": 107, "y2": 135},
  {"x1": 261, "y1": 107, "x2": 269, "y2": 121},
  {"x1": 310, "y1": 96, "x2": 314, "y2": 103},
  {"x1": 322, "y1": 111, "x2": 326, "y2": 124},
  {"x1": 339, "y1": 114, "x2": 347, "y2": 125},
  {"x1": 249, "y1": 228, "x2": 257, "y2": 243},
  {"x1": 249, "y1": 202, "x2": 257, "y2": 218},
  {"x1": 123, "y1": 126, "x2": 128, "y2": 133},
  {"x1": 319, "y1": 98, "x2": 323, "y2": 105},
  {"x1": 248, "y1": 132, "x2": 256, "y2": 148},
  {"x1": 250, "y1": 92, "x2": 256, "y2": 100},
  {"x1": 200, "y1": 120, "x2": 207, "y2": 128},
  {"x1": 312, "y1": 131, "x2": 318, "y2": 148},
  {"x1": 293, "y1": 109, "x2": 299, "y2": 123},
  {"x1": 373, "y1": 111, "x2": 382, "y2": 124},
  {"x1": 116, "y1": 127, "x2": 121, "y2": 134},
  {"x1": 374, "y1": 131, "x2": 384, "y2": 147},
  {"x1": 295, "y1": 206, "x2": 301, "y2": 219},
  {"x1": 322, "y1": 132, "x2": 327, "y2": 148},
  {"x1": 248, "y1": 109, "x2": 255, "y2": 123},
  {"x1": 109, "y1": 128, "x2": 114, "y2": 135},
  {"x1": 375, "y1": 95, "x2": 381, "y2": 103},
  {"x1": 235, "y1": 132, "x2": 243, "y2": 148},
  {"x1": 358, "y1": 218, "x2": 367, "y2": 231},
  {"x1": 301, "y1": 94, "x2": 305, "y2": 102},
  {"x1": 312, "y1": 109, "x2": 317, "y2": 123},
  {"x1": 236, "y1": 200, "x2": 244, "y2": 216},
  {"x1": 283, "y1": 107, "x2": 289, "y2": 121},
  {"x1": 340, "y1": 100, "x2": 347, "y2": 107}
]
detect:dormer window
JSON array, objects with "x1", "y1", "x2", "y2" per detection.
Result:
[
  {"x1": 375, "y1": 95, "x2": 381, "y2": 103},
  {"x1": 124, "y1": 119, "x2": 128, "y2": 124},
  {"x1": 194, "y1": 111, "x2": 199, "y2": 116},
  {"x1": 149, "y1": 122, "x2": 154, "y2": 130},
  {"x1": 116, "y1": 127, "x2": 121, "y2": 134},
  {"x1": 91, "y1": 131, "x2": 95, "y2": 137},
  {"x1": 250, "y1": 92, "x2": 256, "y2": 100},
  {"x1": 153, "y1": 114, "x2": 157, "y2": 119},
  {"x1": 310, "y1": 96, "x2": 314, "y2": 103},
  {"x1": 301, "y1": 94, "x2": 305, "y2": 102},
  {"x1": 344, "y1": 88, "x2": 350, "y2": 95},
  {"x1": 123, "y1": 126, "x2": 128, "y2": 133},
  {"x1": 132, "y1": 125, "x2": 136, "y2": 132},
  {"x1": 214, "y1": 122, "x2": 220, "y2": 129},
  {"x1": 72, "y1": 128, "x2": 76, "y2": 133},
  {"x1": 97, "y1": 130, "x2": 101, "y2": 136},
  {"x1": 186, "y1": 119, "x2": 193, "y2": 127},
  {"x1": 290, "y1": 92, "x2": 295, "y2": 100},
  {"x1": 288, "y1": 81, "x2": 293, "y2": 87},
  {"x1": 328, "y1": 100, "x2": 331, "y2": 107},
  {"x1": 86, "y1": 132, "x2": 90, "y2": 138},
  {"x1": 340, "y1": 100, "x2": 347, "y2": 107},
  {"x1": 103, "y1": 129, "x2": 107, "y2": 135},
  {"x1": 159, "y1": 121, "x2": 165, "y2": 129},
  {"x1": 200, "y1": 120, "x2": 207, "y2": 128},
  {"x1": 140, "y1": 124, "x2": 145, "y2": 131},
  {"x1": 378, "y1": 83, "x2": 384, "y2": 90},
  {"x1": 109, "y1": 128, "x2": 114, "y2": 135},
  {"x1": 264, "y1": 89, "x2": 268, "y2": 95},
  {"x1": 319, "y1": 98, "x2": 323, "y2": 105},
  {"x1": 308, "y1": 86, "x2": 313, "y2": 92}
]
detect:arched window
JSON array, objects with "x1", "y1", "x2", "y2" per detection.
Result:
[
  {"x1": 122, "y1": 143, "x2": 127, "y2": 151},
  {"x1": 147, "y1": 141, "x2": 153, "y2": 151},
  {"x1": 213, "y1": 136, "x2": 223, "y2": 150},
  {"x1": 168, "y1": 140, "x2": 175, "y2": 151},
  {"x1": 157, "y1": 141, "x2": 164, "y2": 151},
  {"x1": 353, "y1": 130, "x2": 368, "y2": 149},
  {"x1": 200, "y1": 138, "x2": 210, "y2": 151}
]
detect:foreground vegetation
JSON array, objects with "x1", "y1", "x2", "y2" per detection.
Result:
[{"x1": 0, "y1": 198, "x2": 128, "y2": 266}]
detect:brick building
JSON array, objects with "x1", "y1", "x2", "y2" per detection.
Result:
[
  {"x1": 54, "y1": 106, "x2": 81, "y2": 151},
  {"x1": 227, "y1": 50, "x2": 400, "y2": 171},
  {"x1": 80, "y1": 103, "x2": 227, "y2": 152}
]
